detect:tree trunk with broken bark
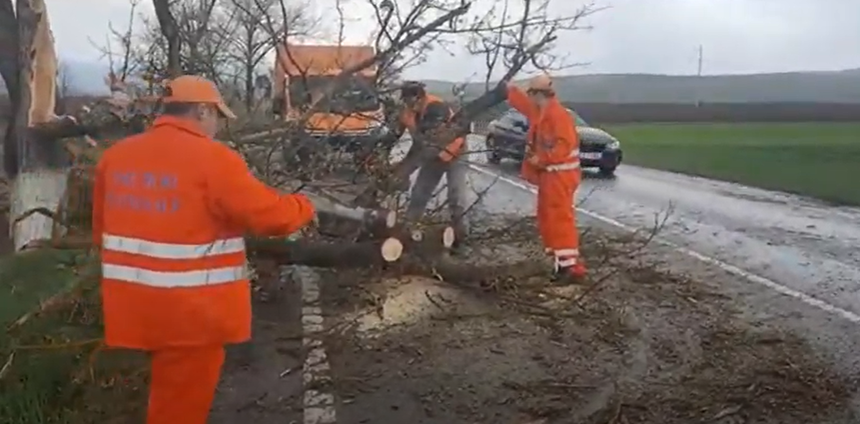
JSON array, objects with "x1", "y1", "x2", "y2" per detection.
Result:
[{"x1": 3, "y1": 0, "x2": 71, "y2": 251}]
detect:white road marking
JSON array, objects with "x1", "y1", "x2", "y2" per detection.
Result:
[
  {"x1": 285, "y1": 265, "x2": 338, "y2": 424},
  {"x1": 469, "y1": 164, "x2": 860, "y2": 324}
]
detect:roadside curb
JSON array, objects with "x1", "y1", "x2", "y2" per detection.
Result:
[{"x1": 282, "y1": 265, "x2": 337, "y2": 424}]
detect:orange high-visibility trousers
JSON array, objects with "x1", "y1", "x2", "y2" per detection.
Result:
[
  {"x1": 536, "y1": 169, "x2": 584, "y2": 274},
  {"x1": 147, "y1": 345, "x2": 225, "y2": 424}
]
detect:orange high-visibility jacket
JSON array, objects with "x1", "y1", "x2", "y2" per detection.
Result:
[
  {"x1": 507, "y1": 86, "x2": 580, "y2": 173},
  {"x1": 400, "y1": 94, "x2": 465, "y2": 162},
  {"x1": 92, "y1": 116, "x2": 316, "y2": 350}
]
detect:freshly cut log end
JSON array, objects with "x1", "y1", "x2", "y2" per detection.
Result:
[
  {"x1": 442, "y1": 226, "x2": 455, "y2": 248},
  {"x1": 381, "y1": 237, "x2": 404, "y2": 262}
]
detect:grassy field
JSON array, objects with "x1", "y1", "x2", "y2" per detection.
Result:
[
  {"x1": 0, "y1": 249, "x2": 147, "y2": 423},
  {"x1": 603, "y1": 122, "x2": 860, "y2": 205}
]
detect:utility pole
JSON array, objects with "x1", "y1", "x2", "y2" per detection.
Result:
[
  {"x1": 695, "y1": 44, "x2": 703, "y2": 106},
  {"x1": 697, "y1": 44, "x2": 703, "y2": 77}
]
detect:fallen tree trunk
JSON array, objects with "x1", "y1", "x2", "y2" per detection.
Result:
[
  {"x1": 400, "y1": 225, "x2": 455, "y2": 256},
  {"x1": 246, "y1": 236, "x2": 403, "y2": 268},
  {"x1": 29, "y1": 234, "x2": 406, "y2": 269},
  {"x1": 394, "y1": 257, "x2": 546, "y2": 285},
  {"x1": 27, "y1": 107, "x2": 147, "y2": 142}
]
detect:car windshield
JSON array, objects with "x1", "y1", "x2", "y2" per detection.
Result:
[
  {"x1": 567, "y1": 109, "x2": 589, "y2": 127},
  {"x1": 288, "y1": 75, "x2": 379, "y2": 113},
  {"x1": 505, "y1": 110, "x2": 526, "y2": 122}
]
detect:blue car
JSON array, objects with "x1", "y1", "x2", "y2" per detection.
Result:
[{"x1": 485, "y1": 108, "x2": 623, "y2": 176}]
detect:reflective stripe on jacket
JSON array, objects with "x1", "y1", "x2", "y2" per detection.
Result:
[
  {"x1": 93, "y1": 116, "x2": 315, "y2": 349},
  {"x1": 101, "y1": 234, "x2": 247, "y2": 287},
  {"x1": 506, "y1": 86, "x2": 580, "y2": 172}
]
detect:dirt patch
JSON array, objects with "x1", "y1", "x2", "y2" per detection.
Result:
[{"x1": 321, "y1": 231, "x2": 858, "y2": 424}]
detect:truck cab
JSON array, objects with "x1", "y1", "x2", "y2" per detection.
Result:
[{"x1": 272, "y1": 44, "x2": 389, "y2": 152}]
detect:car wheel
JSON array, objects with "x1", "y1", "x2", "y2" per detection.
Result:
[
  {"x1": 485, "y1": 137, "x2": 502, "y2": 164},
  {"x1": 598, "y1": 166, "x2": 616, "y2": 177}
]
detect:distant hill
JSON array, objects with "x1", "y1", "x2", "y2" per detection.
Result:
[
  {"x1": 0, "y1": 60, "x2": 112, "y2": 96},
  {"x1": 4, "y1": 64, "x2": 860, "y2": 103},
  {"x1": 423, "y1": 69, "x2": 860, "y2": 103}
]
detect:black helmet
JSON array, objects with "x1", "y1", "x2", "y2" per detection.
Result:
[{"x1": 400, "y1": 81, "x2": 426, "y2": 99}]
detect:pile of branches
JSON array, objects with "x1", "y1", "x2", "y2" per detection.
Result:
[
  {"x1": 0, "y1": 2, "x2": 610, "y2": 419},
  {"x1": 0, "y1": 0, "x2": 609, "y2": 332},
  {"x1": 2, "y1": 0, "x2": 600, "y2": 261}
]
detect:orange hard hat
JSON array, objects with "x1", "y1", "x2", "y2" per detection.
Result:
[
  {"x1": 162, "y1": 75, "x2": 236, "y2": 119},
  {"x1": 527, "y1": 74, "x2": 553, "y2": 92}
]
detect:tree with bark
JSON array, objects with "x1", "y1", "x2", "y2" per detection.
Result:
[
  {"x1": 0, "y1": 0, "x2": 70, "y2": 251},
  {"x1": 224, "y1": 0, "x2": 316, "y2": 112},
  {"x1": 0, "y1": 0, "x2": 605, "y2": 261}
]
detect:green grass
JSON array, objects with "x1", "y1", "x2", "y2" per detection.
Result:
[
  {"x1": 603, "y1": 122, "x2": 860, "y2": 205},
  {"x1": 0, "y1": 250, "x2": 146, "y2": 423}
]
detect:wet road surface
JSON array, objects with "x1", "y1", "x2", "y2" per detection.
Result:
[
  {"x1": 462, "y1": 139, "x2": 860, "y2": 320},
  {"x1": 225, "y1": 134, "x2": 860, "y2": 423},
  {"x1": 407, "y1": 133, "x2": 854, "y2": 315},
  {"x1": 405, "y1": 133, "x2": 860, "y2": 378},
  {"x1": 454, "y1": 135, "x2": 860, "y2": 409}
]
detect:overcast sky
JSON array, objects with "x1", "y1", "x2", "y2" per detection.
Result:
[{"x1": 47, "y1": 0, "x2": 860, "y2": 84}]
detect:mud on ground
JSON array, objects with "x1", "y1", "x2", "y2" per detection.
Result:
[{"x1": 318, "y1": 229, "x2": 858, "y2": 424}]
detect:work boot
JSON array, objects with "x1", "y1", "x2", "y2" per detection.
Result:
[
  {"x1": 449, "y1": 222, "x2": 469, "y2": 257},
  {"x1": 551, "y1": 263, "x2": 587, "y2": 285}
]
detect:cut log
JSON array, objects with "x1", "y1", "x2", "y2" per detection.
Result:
[
  {"x1": 315, "y1": 215, "x2": 364, "y2": 239},
  {"x1": 401, "y1": 225, "x2": 455, "y2": 256},
  {"x1": 398, "y1": 258, "x2": 547, "y2": 285},
  {"x1": 33, "y1": 234, "x2": 408, "y2": 269},
  {"x1": 246, "y1": 236, "x2": 403, "y2": 268},
  {"x1": 315, "y1": 212, "x2": 397, "y2": 241}
]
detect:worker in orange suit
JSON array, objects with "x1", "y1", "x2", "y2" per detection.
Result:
[
  {"x1": 396, "y1": 82, "x2": 470, "y2": 245},
  {"x1": 506, "y1": 74, "x2": 586, "y2": 283},
  {"x1": 380, "y1": 82, "x2": 424, "y2": 191},
  {"x1": 91, "y1": 75, "x2": 316, "y2": 424}
]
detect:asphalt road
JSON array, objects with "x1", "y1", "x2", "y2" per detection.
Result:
[
  {"x1": 222, "y1": 134, "x2": 860, "y2": 423},
  {"x1": 404, "y1": 133, "x2": 860, "y2": 383},
  {"x1": 461, "y1": 136, "x2": 860, "y2": 319}
]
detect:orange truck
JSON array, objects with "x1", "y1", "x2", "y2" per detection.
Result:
[{"x1": 272, "y1": 43, "x2": 389, "y2": 151}]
